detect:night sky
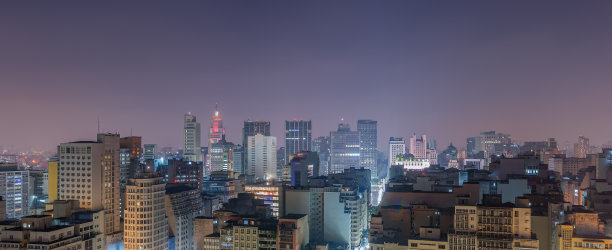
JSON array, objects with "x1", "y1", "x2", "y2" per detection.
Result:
[{"x1": 2, "y1": 1, "x2": 612, "y2": 152}]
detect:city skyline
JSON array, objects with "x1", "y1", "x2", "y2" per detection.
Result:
[{"x1": 2, "y1": 1, "x2": 612, "y2": 152}]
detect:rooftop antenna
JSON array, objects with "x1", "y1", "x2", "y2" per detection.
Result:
[
  {"x1": 130, "y1": 128, "x2": 133, "y2": 137},
  {"x1": 97, "y1": 117, "x2": 100, "y2": 133}
]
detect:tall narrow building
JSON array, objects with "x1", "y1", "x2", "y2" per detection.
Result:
[
  {"x1": 247, "y1": 134, "x2": 277, "y2": 182},
  {"x1": 183, "y1": 113, "x2": 202, "y2": 162},
  {"x1": 574, "y1": 135, "x2": 590, "y2": 158},
  {"x1": 329, "y1": 123, "x2": 360, "y2": 174},
  {"x1": 389, "y1": 137, "x2": 406, "y2": 167},
  {"x1": 208, "y1": 106, "x2": 225, "y2": 146},
  {"x1": 285, "y1": 120, "x2": 312, "y2": 163},
  {"x1": 124, "y1": 173, "x2": 168, "y2": 250},
  {"x1": 357, "y1": 120, "x2": 377, "y2": 179},
  {"x1": 409, "y1": 134, "x2": 428, "y2": 159},
  {"x1": 243, "y1": 120, "x2": 271, "y2": 174},
  {"x1": 57, "y1": 133, "x2": 121, "y2": 245}
]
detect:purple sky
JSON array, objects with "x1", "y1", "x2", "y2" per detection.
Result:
[{"x1": 2, "y1": 1, "x2": 612, "y2": 152}]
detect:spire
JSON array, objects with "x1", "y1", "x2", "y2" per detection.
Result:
[{"x1": 214, "y1": 103, "x2": 219, "y2": 116}]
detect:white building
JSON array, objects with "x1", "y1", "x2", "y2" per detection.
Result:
[
  {"x1": 0, "y1": 165, "x2": 28, "y2": 219},
  {"x1": 57, "y1": 133, "x2": 121, "y2": 245},
  {"x1": 388, "y1": 137, "x2": 406, "y2": 167},
  {"x1": 409, "y1": 134, "x2": 428, "y2": 159},
  {"x1": 124, "y1": 174, "x2": 168, "y2": 250},
  {"x1": 184, "y1": 113, "x2": 202, "y2": 162},
  {"x1": 247, "y1": 134, "x2": 277, "y2": 181}
]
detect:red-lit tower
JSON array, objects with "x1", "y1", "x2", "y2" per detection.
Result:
[{"x1": 208, "y1": 105, "x2": 225, "y2": 146}]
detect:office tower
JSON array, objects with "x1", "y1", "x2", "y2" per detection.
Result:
[
  {"x1": 232, "y1": 145, "x2": 244, "y2": 175},
  {"x1": 208, "y1": 106, "x2": 225, "y2": 146},
  {"x1": 120, "y1": 136, "x2": 141, "y2": 219},
  {"x1": 120, "y1": 136, "x2": 142, "y2": 159},
  {"x1": 357, "y1": 120, "x2": 378, "y2": 179},
  {"x1": 124, "y1": 173, "x2": 168, "y2": 250},
  {"x1": 574, "y1": 135, "x2": 590, "y2": 158},
  {"x1": 278, "y1": 214, "x2": 309, "y2": 250},
  {"x1": 285, "y1": 120, "x2": 312, "y2": 163},
  {"x1": 313, "y1": 136, "x2": 330, "y2": 176},
  {"x1": 209, "y1": 139, "x2": 234, "y2": 173},
  {"x1": 143, "y1": 144, "x2": 157, "y2": 160},
  {"x1": 466, "y1": 137, "x2": 476, "y2": 156},
  {"x1": 184, "y1": 113, "x2": 202, "y2": 162},
  {"x1": 329, "y1": 123, "x2": 360, "y2": 174},
  {"x1": 409, "y1": 134, "x2": 428, "y2": 159},
  {"x1": 473, "y1": 130, "x2": 512, "y2": 157},
  {"x1": 57, "y1": 133, "x2": 121, "y2": 243},
  {"x1": 243, "y1": 120, "x2": 271, "y2": 173},
  {"x1": 289, "y1": 152, "x2": 320, "y2": 187},
  {"x1": 167, "y1": 158, "x2": 203, "y2": 190},
  {"x1": 227, "y1": 217, "x2": 278, "y2": 249},
  {"x1": 427, "y1": 148, "x2": 438, "y2": 165},
  {"x1": 47, "y1": 156, "x2": 58, "y2": 207},
  {"x1": 0, "y1": 163, "x2": 28, "y2": 219},
  {"x1": 247, "y1": 134, "x2": 277, "y2": 181},
  {"x1": 389, "y1": 137, "x2": 406, "y2": 167},
  {"x1": 165, "y1": 184, "x2": 202, "y2": 250},
  {"x1": 28, "y1": 170, "x2": 47, "y2": 213}
]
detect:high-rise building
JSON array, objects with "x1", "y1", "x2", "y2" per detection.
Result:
[
  {"x1": 313, "y1": 136, "x2": 330, "y2": 176},
  {"x1": 143, "y1": 144, "x2": 157, "y2": 160},
  {"x1": 389, "y1": 137, "x2": 406, "y2": 168},
  {"x1": 247, "y1": 134, "x2": 277, "y2": 181},
  {"x1": 0, "y1": 163, "x2": 28, "y2": 219},
  {"x1": 28, "y1": 170, "x2": 47, "y2": 213},
  {"x1": 209, "y1": 139, "x2": 234, "y2": 173},
  {"x1": 167, "y1": 158, "x2": 203, "y2": 190},
  {"x1": 289, "y1": 151, "x2": 320, "y2": 187},
  {"x1": 243, "y1": 121, "x2": 271, "y2": 174},
  {"x1": 245, "y1": 184, "x2": 284, "y2": 218},
  {"x1": 232, "y1": 145, "x2": 244, "y2": 175},
  {"x1": 357, "y1": 120, "x2": 377, "y2": 180},
  {"x1": 285, "y1": 120, "x2": 312, "y2": 163},
  {"x1": 330, "y1": 123, "x2": 360, "y2": 174},
  {"x1": 284, "y1": 186, "x2": 353, "y2": 247},
  {"x1": 47, "y1": 156, "x2": 58, "y2": 208},
  {"x1": 57, "y1": 133, "x2": 121, "y2": 244},
  {"x1": 184, "y1": 113, "x2": 202, "y2": 162},
  {"x1": 165, "y1": 184, "x2": 202, "y2": 250},
  {"x1": 409, "y1": 134, "x2": 428, "y2": 159},
  {"x1": 119, "y1": 136, "x2": 141, "y2": 219},
  {"x1": 574, "y1": 135, "x2": 590, "y2": 158},
  {"x1": 124, "y1": 173, "x2": 168, "y2": 250},
  {"x1": 208, "y1": 106, "x2": 225, "y2": 146},
  {"x1": 473, "y1": 131, "x2": 512, "y2": 157}
]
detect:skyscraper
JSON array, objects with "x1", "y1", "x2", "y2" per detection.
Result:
[
  {"x1": 209, "y1": 139, "x2": 234, "y2": 173},
  {"x1": 574, "y1": 135, "x2": 590, "y2": 158},
  {"x1": 285, "y1": 120, "x2": 312, "y2": 163},
  {"x1": 313, "y1": 136, "x2": 330, "y2": 176},
  {"x1": 247, "y1": 134, "x2": 277, "y2": 181},
  {"x1": 243, "y1": 120, "x2": 271, "y2": 174},
  {"x1": 357, "y1": 120, "x2": 377, "y2": 180},
  {"x1": 0, "y1": 163, "x2": 28, "y2": 219},
  {"x1": 330, "y1": 123, "x2": 360, "y2": 174},
  {"x1": 57, "y1": 133, "x2": 121, "y2": 245},
  {"x1": 183, "y1": 113, "x2": 202, "y2": 162},
  {"x1": 124, "y1": 173, "x2": 168, "y2": 250},
  {"x1": 165, "y1": 184, "x2": 202, "y2": 250},
  {"x1": 409, "y1": 134, "x2": 428, "y2": 159},
  {"x1": 208, "y1": 106, "x2": 225, "y2": 146},
  {"x1": 143, "y1": 144, "x2": 157, "y2": 160},
  {"x1": 389, "y1": 137, "x2": 406, "y2": 167}
]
